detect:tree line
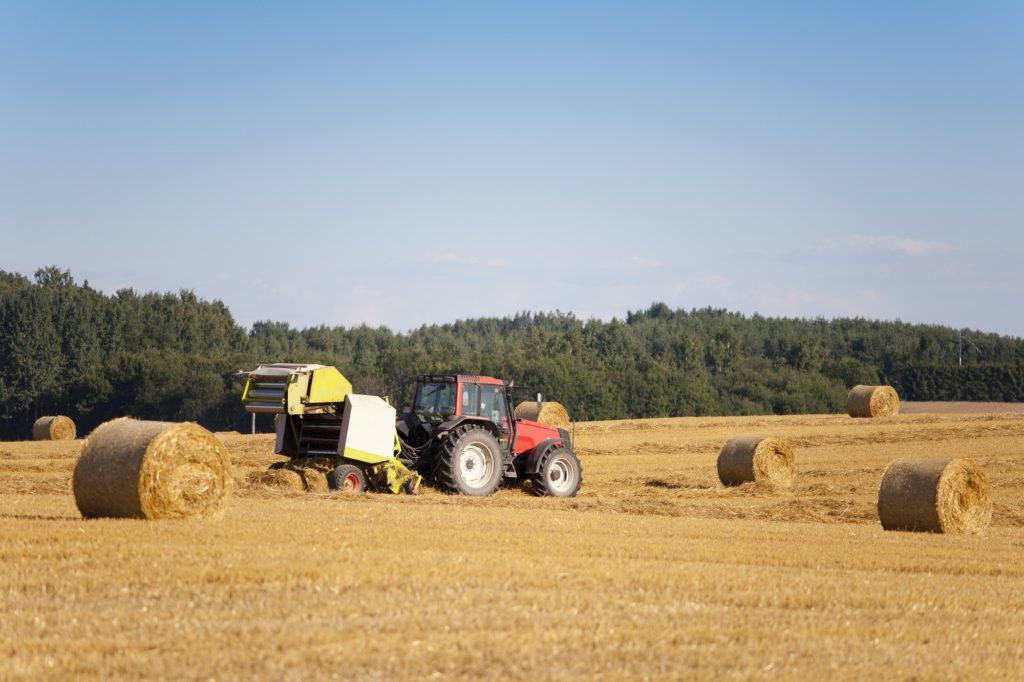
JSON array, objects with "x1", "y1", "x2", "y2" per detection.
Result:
[{"x1": 2, "y1": 268, "x2": 1022, "y2": 440}]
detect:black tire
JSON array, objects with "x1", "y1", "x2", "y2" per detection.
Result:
[
  {"x1": 435, "y1": 425, "x2": 504, "y2": 496},
  {"x1": 531, "y1": 448, "x2": 582, "y2": 497},
  {"x1": 327, "y1": 464, "x2": 365, "y2": 494},
  {"x1": 268, "y1": 461, "x2": 287, "y2": 471}
]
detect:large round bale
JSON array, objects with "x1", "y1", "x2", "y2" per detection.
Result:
[
  {"x1": 32, "y1": 415, "x2": 77, "y2": 441},
  {"x1": 717, "y1": 435, "x2": 796, "y2": 487},
  {"x1": 514, "y1": 401, "x2": 571, "y2": 430},
  {"x1": 847, "y1": 385, "x2": 900, "y2": 418},
  {"x1": 73, "y1": 418, "x2": 233, "y2": 520},
  {"x1": 877, "y1": 457, "x2": 992, "y2": 534}
]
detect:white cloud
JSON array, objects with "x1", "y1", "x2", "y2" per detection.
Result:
[
  {"x1": 328, "y1": 285, "x2": 402, "y2": 327},
  {"x1": 624, "y1": 255, "x2": 664, "y2": 269},
  {"x1": 819, "y1": 234, "x2": 957, "y2": 256},
  {"x1": 698, "y1": 274, "x2": 733, "y2": 289},
  {"x1": 432, "y1": 253, "x2": 506, "y2": 268},
  {"x1": 752, "y1": 280, "x2": 893, "y2": 320}
]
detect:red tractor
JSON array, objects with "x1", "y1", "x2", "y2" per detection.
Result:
[{"x1": 396, "y1": 374, "x2": 582, "y2": 497}]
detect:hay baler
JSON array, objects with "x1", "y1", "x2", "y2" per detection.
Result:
[{"x1": 242, "y1": 363, "x2": 421, "y2": 494}]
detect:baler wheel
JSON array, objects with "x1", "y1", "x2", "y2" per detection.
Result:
[{"x1": 327, "y1": 464, "x2": 365, "y2": 494}]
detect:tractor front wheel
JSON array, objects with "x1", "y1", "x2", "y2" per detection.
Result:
[
  {"x1": 435, "y1": 425, "x2": 504, "y2": 496},
  {"x1": 327, "y1": 464, "x2": 366, "y2": 494},
  {"x1": 531, "y1": 448, "x2": 582, "y2": 497}
]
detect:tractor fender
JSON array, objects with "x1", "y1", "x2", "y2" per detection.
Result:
[
  {"x1": 435, "y1": 415, "x2": 501, "y2": 441},
  {"x1": 523, "y1": 437, "x2": 572, "y2": 476}
]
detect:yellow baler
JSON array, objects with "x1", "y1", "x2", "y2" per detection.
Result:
[{"x1": 241, "y1": 363, "x2": 420, "y2": 494}]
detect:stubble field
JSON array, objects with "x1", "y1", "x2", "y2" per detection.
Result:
[{"x1": 3, "y1": 405, "x2": 1024, "y2": 679}]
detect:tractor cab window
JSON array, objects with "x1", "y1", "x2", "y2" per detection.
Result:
[
  {"x1": 414, "y1": 382, "x2": 456, "y2": 417},
  {"x1": 477, "y1": 385, "x2": 509, "y2": 431},
  {"x1": 461, "y1": 384, "x2": 479, "y2": 416}
]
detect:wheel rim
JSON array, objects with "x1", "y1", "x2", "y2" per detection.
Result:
[
  {"x1": 343, "y1": 472, "x2": 361, "y2": 493},
  {"x1": 547, "y1": 456, "x2": 576, "y2": 494},
  {"x1": 459, "y1": 442, "x2": 496, "y2": 490}
]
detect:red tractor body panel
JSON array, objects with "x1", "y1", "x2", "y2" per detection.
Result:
[{"x1": 511, "y1": 419, "x2": 564, "y2": 455}]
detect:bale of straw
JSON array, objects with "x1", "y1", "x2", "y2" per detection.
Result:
[
  {"x1": 847, "y1": 385, "x2": 900, "y2": 418},
  {"x1": 32, "y1": 415, "x2": 77, "y2": 441},
  {"x1": 717, "y1": 435, "x2": 796, "y2": 487},
  {"x1": 877, "y1": 457, "x2": 992, "y2": 534},
  {"x1": 283, "y1": 457, "x2": 333, "y2": 493},
  {"x1": 73, "y1": 418, "x2": 233, "y2": 520},
  {"x1": 514, "y1": 401, "x2": 571, "y2": 430},
  {"x1": 247, "y1": 468, "x2": 304, "y2": 492}
]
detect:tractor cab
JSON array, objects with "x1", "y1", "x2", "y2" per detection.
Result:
[{"x1": 402, "y1": 374, "x2": 512, "y2": 445}]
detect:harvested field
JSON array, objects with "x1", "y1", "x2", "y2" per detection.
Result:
[
  {"x1": 3, "y1": 411, "x2": 1024, "y2": 678},
  {"x1": 902, "y1": 401, "x2": 1024, "y2": 414}
]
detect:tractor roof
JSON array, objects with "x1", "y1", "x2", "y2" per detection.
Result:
[{"x1": 417, "y1": 374, "x2": 505, "y2": 386}]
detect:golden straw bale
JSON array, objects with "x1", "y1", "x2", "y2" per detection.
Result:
[
  {"x1": 717, "y1": 435, "x2": 796, "y2": 487},
  {"x1": 877, "y1": 457, "x2": 992, "y2": 534},
  {"x1": 32, "y1": 415, "x2": 77, "y2": 441},
  {"x1": 847, "y1": 385, "x2": 900, "y2": 418},
  {"x1": 247, "y1": 468, "x2": 304, "y2": 492},
  {"x1": 514, "y1": 401, "x2": 571, "y2": 430},
  {"x1": 73, "y1": 418, "x2": 233, "y2": 520}
]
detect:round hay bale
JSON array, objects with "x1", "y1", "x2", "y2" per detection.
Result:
[
  {"x1": 32, "y1": 415, "x2": 77, "y2": 441},
  {"x1": 877, "y1": 457, "x2": 992, "y2": 534},
  {"x1": 514, "y1": 401, "x2": 571, "y2": 430},
  {"x1": 847, "y1": 385, "x2": 900, "y2": 418},
  {"x1": 717, "y1": 435, "x2": 796, "y2": 487},
  {"x1": 73, "y1": 418, "x2": 233, "y2": 520},
  {"x1": 247, "y1": 468, "x2": 304, "y2": 492}
]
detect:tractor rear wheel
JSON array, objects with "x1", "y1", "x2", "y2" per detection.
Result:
[
  {"x1": 435, "y1": 425, "x2": 504, "y2": 496},
  {"x1": 531, "y1": 448, "x2": 582, "y2": 497},
  {"x1": 327, "y1": 464, "x2": 365, "y2": 494}
]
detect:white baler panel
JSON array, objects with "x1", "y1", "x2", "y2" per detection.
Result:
[{"x1": 340, "y1": 394, "x2": 397, "y2": 462}]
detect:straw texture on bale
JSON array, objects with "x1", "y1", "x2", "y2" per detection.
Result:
[
  {"x1": 281, "y1": 458, "x2": 333, "y2": 492},
  {"x1": 73, "y1": 418, "x2": 233, "y2": 520},
  {"x1": 877, "y1": 457, "x2": 992, "y2": 534},
  {"x1": 717, "y1": 435, "x2": 796, "y2": 487},
  {"x1": 32, "y1": 415, "x2": 77, "y2": 441},
  {"x1": 514, "y1": 401, "x2": 571, "y2": 430},
  {"x1": 247, "y1": 468, "x2": 304, "y2": 492},
  {"x1": 847, "y1": 385, "x2": 900, "y2": 418}
]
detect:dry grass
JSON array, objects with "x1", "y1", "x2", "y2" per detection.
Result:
[
  {"x1": 902, "y1": 401, "x2": 1024, "y2": 414},
  {"x1": 3, "y1": 408, "x2": 1024, "y2": 678}
]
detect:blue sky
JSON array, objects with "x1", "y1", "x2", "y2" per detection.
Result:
[{"x1": 2, "y1": 1, "x2": 1022, "y2": 335}]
